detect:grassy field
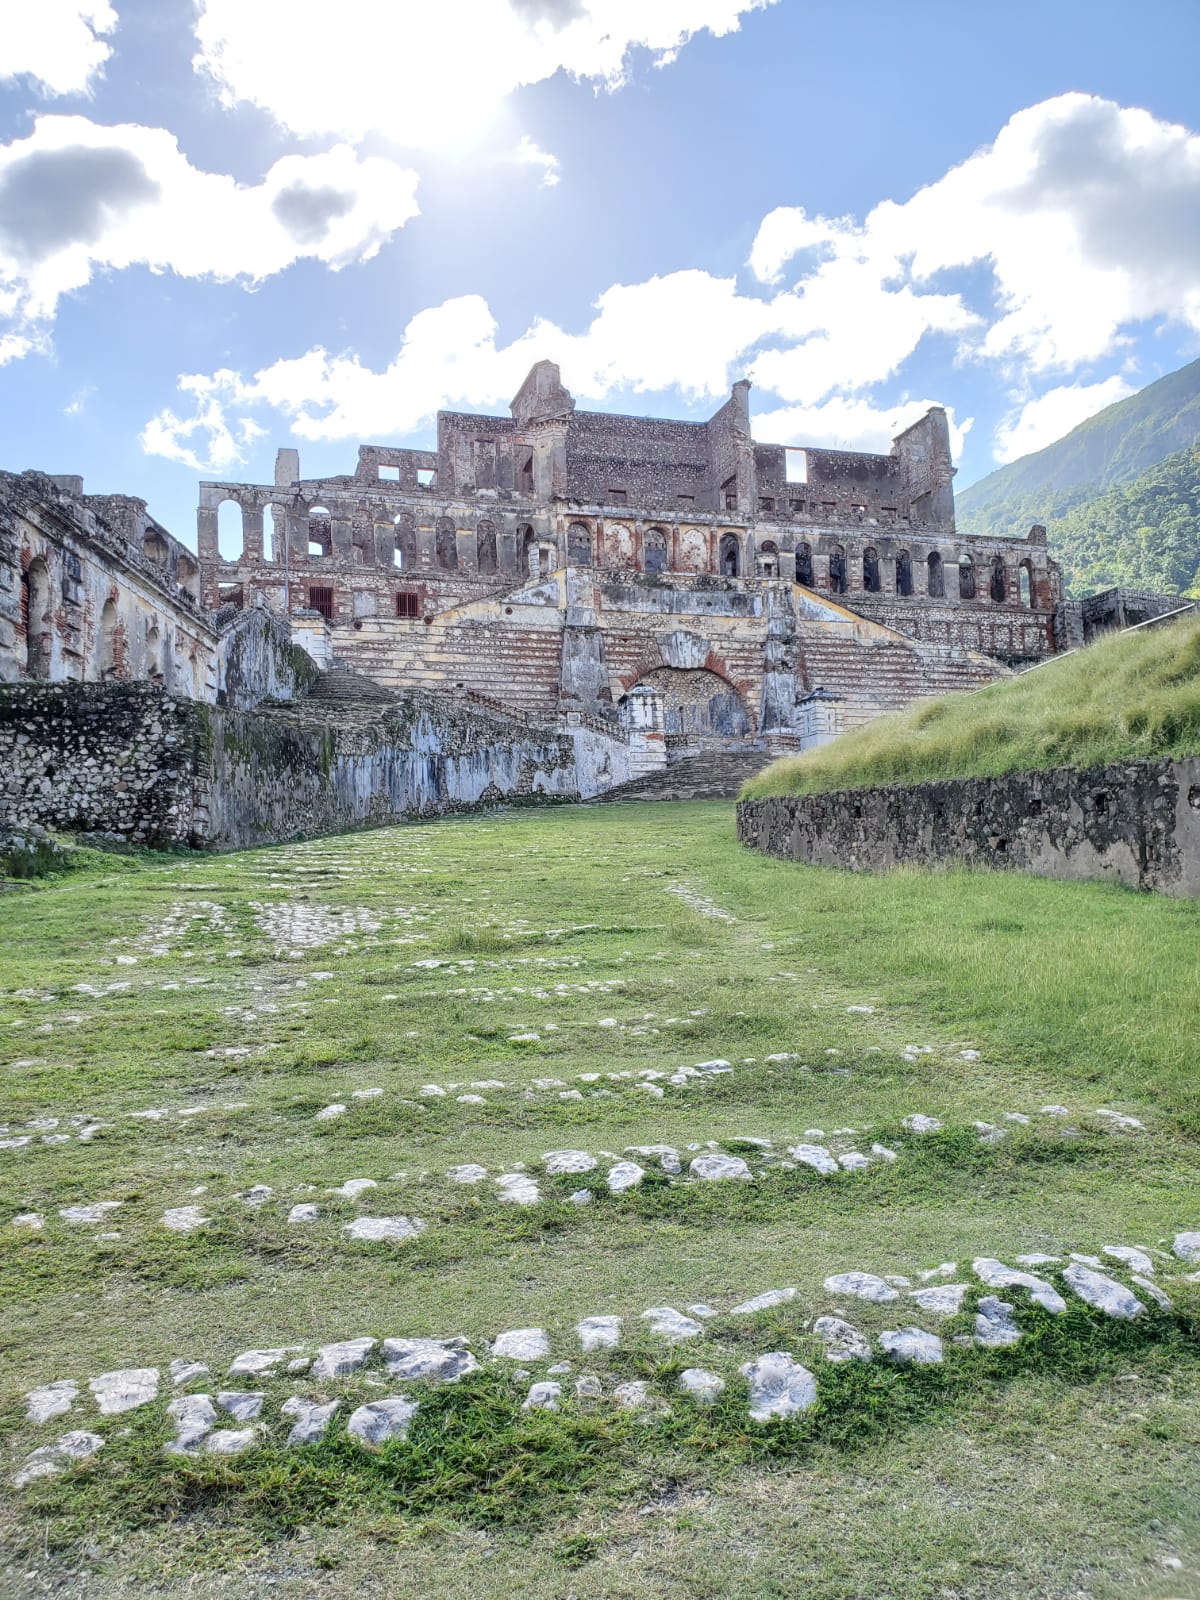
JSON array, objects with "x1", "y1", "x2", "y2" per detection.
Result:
[
  {"x1": 743, "y1": 612, "x2": 1200, "y2": 799},
  {"x1": 1, "y1": 800, "x2": 1199, "y2": 1599}
]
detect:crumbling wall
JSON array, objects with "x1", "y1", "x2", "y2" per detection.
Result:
[
  {"x1": 0, "y1": 679, "x2": 626, "y2": 852},
  {"x1": 0, "y1": 683, "x2": 210, "y2": 846},
  {"x1": 204, "y1": 697, "x2": 586, "y2": 848},
  {"x1": 736, "y1": 758, "x2": 1200, "y2": 896},
  {"x1": 216, "y1": 604, "x2": 319, "y2": 709}
]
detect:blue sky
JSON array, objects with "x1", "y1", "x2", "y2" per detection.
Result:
[{"x1": 1, "y1": 0, "x2": 1199, "y2": 547}]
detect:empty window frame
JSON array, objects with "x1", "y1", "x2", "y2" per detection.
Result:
[{"x1": 308, "y1": 585, "x2": 335, "y2": 619}]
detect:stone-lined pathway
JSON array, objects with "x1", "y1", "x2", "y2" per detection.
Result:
[{"x1": 12, "y1": 1228, "x2": 1196, "y2": 1487}]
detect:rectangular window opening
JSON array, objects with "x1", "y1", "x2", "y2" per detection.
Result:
[
  {"x1": 416, "y1": 468, "x2": 435, "y2": 488},
  {"x1": 395, "y1": 591, "x2": 420, "y2": 618},
  {"x1": 308, "y1": 585, "x2": 335, "y2": 620},
  {"x1": 785, "y1": 448, "x2": 808, "y2": 484},
  {"x1": 378, "y1": 465, "x2": 400, "y2": 481}
]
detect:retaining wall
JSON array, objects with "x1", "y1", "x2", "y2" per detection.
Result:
[
  {"x1": 736, "y1": 757, "x2": 1200, "y2": 896},
  {"x1": 0, "y1": 681, "x2": 626, "y2": 851}
]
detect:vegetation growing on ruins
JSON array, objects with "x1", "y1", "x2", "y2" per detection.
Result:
[
  {"x1": 2, "y1": 804, "x2": 1199, "y2": 1595},
  {"x1": 744, "y1": 612, "x2": 1200, "y2": 800}
]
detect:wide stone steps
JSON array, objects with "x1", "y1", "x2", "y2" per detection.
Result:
[
  {"x1": 309, "y1": 666, "x2": 400, "y2": 705},
  {"x1": 596, "y1": 749, "x2": 773, "y2": 803}
]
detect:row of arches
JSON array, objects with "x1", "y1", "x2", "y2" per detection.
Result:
[
  {"x1": 809, "y1": 544, "x2": 1034, "y2": 607},
  {"x1": 212, "y1": 500, "x2": 1038, "y2": 605},
  {"x1": 21, "y1": 554, "x2": 206, "y2": 690}
]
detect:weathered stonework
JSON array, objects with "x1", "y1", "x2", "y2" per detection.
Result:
[
  {"x1": 1, "y1": 470, "x2": 309, "y2": 711},
  {"x1": 736, "y1": 758, "x2": 1200, "y2": 895},
  {"x1": 0, "y1": 679, "x2": 630, "y2": 851},
  {"x1": 196, "y1": 361, "x2": 1069, "y2": 751}
]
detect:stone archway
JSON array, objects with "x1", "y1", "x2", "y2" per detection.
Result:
[{"x1": 624, "y1": 665, "x2": 751, "y2": 740}]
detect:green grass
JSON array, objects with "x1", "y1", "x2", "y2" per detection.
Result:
[
  {"x1": 743, "y1": 612, "x2": 1200, "y2": 798},
  {"x1": 1, "y1": 802, "x2": 1199, "y2": 1598}
]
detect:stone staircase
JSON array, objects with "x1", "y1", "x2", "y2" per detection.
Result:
[
  {"x1": 308, "y1": 664, "x2": 401, "y2": 705},
  {"x1": 595, "y1": 748, "x2": 774, "y2": 803}
]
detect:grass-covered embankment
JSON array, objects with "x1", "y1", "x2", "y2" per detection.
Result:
[
  {"x1": 2, "y1": 803, "x2": 1199, "y2": 1597},
  {"x1": 743, "y1": 611, "x2": 1200, "y2": 799}
]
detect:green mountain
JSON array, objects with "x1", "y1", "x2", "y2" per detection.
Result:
[
  {"x1": 957, "y1": 358, "x2": 1200, "y2": 575},
  {"x1": 1048, "y1": 444, "x2": 1200, "y2": 597}
]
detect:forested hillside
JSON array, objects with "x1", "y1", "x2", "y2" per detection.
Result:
[
  {"x1": 957, "y1": 358, "x2": 1200, "y2": 594},
  {"x1": 1050, "y1": 445, "x2": 1200, "y2": 596}
]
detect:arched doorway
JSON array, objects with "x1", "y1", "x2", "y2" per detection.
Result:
[
  {"x1": 624, "y1": 666, "x2": 750, "y2": 742},
  {"x1": 719, "y1": 534, "x2": 741, "y2": 577},
  {"x1": 756, "y1": 540, "x2": 779, "y2": 578}
]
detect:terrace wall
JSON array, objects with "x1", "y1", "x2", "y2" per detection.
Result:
[{"x1": 736, "y1": 757, "x2": 1200, "y2": 896}]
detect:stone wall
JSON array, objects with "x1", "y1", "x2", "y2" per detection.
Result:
[
  {"x1": 0, "y1": 683, "x2": 210, "y2": 846},
  {"x1": 736, "y1": 758, "x2": 1200, "y2": 896},
  {"x1": 203, "y1": 696, "x2": 597, "y2": 850},
  {"x1": 0, "y1": 679, "x2": 629, "y2": 853}
]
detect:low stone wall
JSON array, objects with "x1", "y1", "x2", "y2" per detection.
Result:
[
  {"x1": 0, "y1": 681, "x2": 630, "y2": 852},
  {"x1": 736, "y1": 758, "x2": 1200, "y2": 896}
]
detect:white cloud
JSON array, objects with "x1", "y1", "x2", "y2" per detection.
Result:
[
  {"x1": 140, "y1": 93, "x2": 1200, "y2": 474},
  {"x1": 750, "y1": 93, "x2": 1200, "y2": 377},
  {"x1": 140, "y1": 372, "x2": 271, "y2": 474},
  {"x1": 0, "y1": 115, "x2": 419, "y2": 340},
  {"x1": 992, "y1": 375, "x2": 1136, "y2": 463},
  {"x1": 192, "y1": 0, "x2": 777, "y2": 148},
  {"x1": 516, "y1": 136, "x2": 561, "y2": 187},
  {"x1": 0, "y1": 0, "x2": 117, "y2": 98},
  {"x1": 140, "y1": 271, "x2": 969, "y2": 473}
]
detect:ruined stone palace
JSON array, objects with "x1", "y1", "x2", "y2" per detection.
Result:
[
  {"x1": 2, "y1": 360, "x2": 1185, "y2": 848},
  {"x1": 195, "y1": 361, "x2": 1062, "y2": 754}
]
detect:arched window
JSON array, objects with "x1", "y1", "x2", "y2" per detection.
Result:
[
  {"x1": 645, "y1": 528, "x2": 668, "y2": 574},
  {"x1": 476, "y1": 520, "x2": 497, "y2": 575},
  {"x1": 927, "y1": 550, "x2": 944, "y2": 598},
  {"x1": 23, "y1": 557, "x2": 51, "y2": 678},
  {"x1": 828, "y1": 545, "x2": 846, "y2": 595},
  {"x1": 567, "y1": 521, "x2": 591, "y2": 566},
  {"x1": 795, "y1": 542, "x2": 813, "y2": 586},
  {"x1": 959, "y1": 556, "x2": 976, "y2": 600},
  {"x1": 520, "y1": 525, "x2": 537, "y2": 576},
  {"x1": 896, "y1": 550, "x2": 913, "y2": 597},
  {"x1": 393, "y1": 513, "x2": 416, "y2": 570},
  {"x1": 1019, "y1": 561, "x2": 1033, "y2": 608},
  {"x1": 217, "y1": 500, "x2": 244, "y2": 562},
  {"x1": 177, "y1": 553, "x2": 200, "y2": 602},
  {"x1": 863, "y1": 546, "x2": 881, "y2": 593},
  {"x1": 308, "y1": 506, "x2": 331, "y2": 559},
  {"x1": 990, "y1": 554, "x2": 1007, "y2": 602},
  {"x1": 143, "y1": 529, "x2": 168, "y2": 566},
  {"x1": 719, "y1": 533, "x2": 741, "y2": 577},
  {"x1": 756, "y1": 539, "x2": 779, "y2": 578},
  {"x1": 435, "y1": 518, "x2": 458, "y2": 571},
  {"x1": 99, "y1": 599, "x2": 118, "y2": 678}
]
